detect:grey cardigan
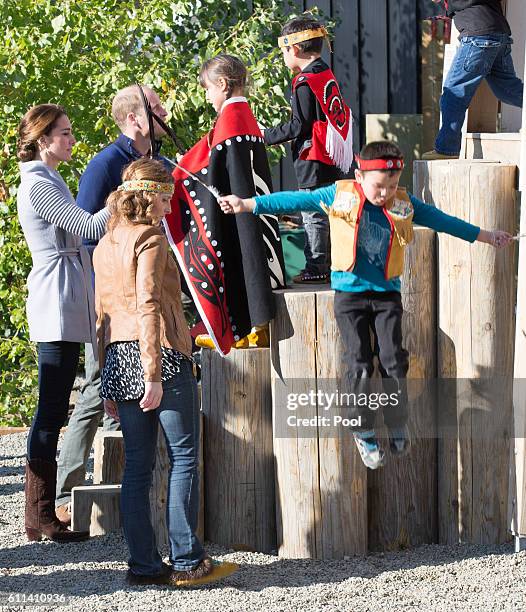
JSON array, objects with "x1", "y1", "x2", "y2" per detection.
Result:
[{"x1": 17, "y1": 161, "x2": 110, "y2": 343}]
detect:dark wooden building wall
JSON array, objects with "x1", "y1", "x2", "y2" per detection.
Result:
[{"x1": 274, "y1": 0, "x2": 444, "y2": 190}]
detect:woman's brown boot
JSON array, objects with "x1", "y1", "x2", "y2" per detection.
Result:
[{"x1": 25, "y1": 459, "x2": 89, "y2": 542}]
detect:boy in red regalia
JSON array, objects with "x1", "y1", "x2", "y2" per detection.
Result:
[{"x1": 264, "y1": 15, "x2": 353, "y2": 284}]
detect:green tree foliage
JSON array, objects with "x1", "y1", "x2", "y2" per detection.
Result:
[{"x1": 0, "y1": 0, "x2": 296, "y2": 425}]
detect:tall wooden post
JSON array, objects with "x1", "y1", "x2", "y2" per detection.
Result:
[
  {"x1": 510, "y1": 41, "x2": 526, "y2": 553},
  {"x1": 367, "y1": 228, "x2": 438, "y2": 551},
  {"x1": 415, "y1": 160, "x2": 517, "y2": 544},
  {"x1": 271, "y1": 249, "x2": 439, "y2": 557},
  {"x1": 201, "y1": 348, "x2": 276, "y2": 553},
  {"x1": 271, "y1": 288, "x2": 368, "y2": 559}
]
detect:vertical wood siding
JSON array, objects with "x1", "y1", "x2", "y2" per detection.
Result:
[{"x1": 274, "y1": 0, "x2": 444, "y2": 189}]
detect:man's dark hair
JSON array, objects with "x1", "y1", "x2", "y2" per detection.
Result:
[
  {"x1": 359, "y1": 141, "x2": 404, "y2": 175},
  {"x1": 281, "y1": 16, "x2": 324, "y2": 54}
]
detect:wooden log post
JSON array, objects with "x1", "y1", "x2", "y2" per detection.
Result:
[
  {"x1": 71, "y1": 484, "x2": 121, "y2": 536},
  {"x1": 367, "y1": 228, "x2": 438, "y2": 551},
  {"x1": 510, "y1": 40, "x2": 526, "y2": 553},
  {"x1": 201, "y1": 348, "x2": 275, "y2": 553},
  {"x1": 271, "y1": 288, "x2": 368, "y2": 559},
  {"x1": 417, "y1": 161, "x2": 517, "y2": 544},
  {"x1": 93, "y1": 431, "x2": 125, "y2": 485}
]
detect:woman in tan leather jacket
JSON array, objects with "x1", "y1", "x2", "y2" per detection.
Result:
[{"x1": 94, "y1": 158, "x2": 237, "y2": 587}]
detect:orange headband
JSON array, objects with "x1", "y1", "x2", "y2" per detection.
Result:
[{"x1": 278, "y1": 27, "x2": 331, "y2": 51}]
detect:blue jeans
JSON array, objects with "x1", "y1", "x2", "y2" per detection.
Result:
[
  {"x1": 56, "y1": 344, "x2": 119, "y2": 508},
  {"x1": 27, "y1": 342, "x2": 80, "y2": 462},
  {"x1": 301, "y1": 187, "x2": 331, "y2": 275},
  {"x1": 436, "y1": 34, "x2": 524, "y2": 155},
  {"x1": 117, "y1": 360, "x2": 204, "y2": 575}
]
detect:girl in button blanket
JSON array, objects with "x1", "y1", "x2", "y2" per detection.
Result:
[{"x1": 163, "y1": 54, "x2": 285, "y2": 354}]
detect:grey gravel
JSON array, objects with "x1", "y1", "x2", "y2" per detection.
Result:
[{"x1": 1, "y1": 432, "x2": 526, "y2": 612}]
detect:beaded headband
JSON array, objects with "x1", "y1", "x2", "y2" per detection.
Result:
[
  {"x1": 278, "y1": 27, "x2": 331, "y2": 50},
  {"x1": 355, "y1": 156, "x2": 405, "y2": 171},
  {"x1": 117, "y1": 179, "x2": 174, "y2": 194}
]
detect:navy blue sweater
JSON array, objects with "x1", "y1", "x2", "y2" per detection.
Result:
[{"x1": 78, "y1": 134, "x2": 171, "y2": 248}]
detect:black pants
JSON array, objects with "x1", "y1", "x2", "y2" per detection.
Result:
[
  {"x1": 27, "y1": 341, "x2": 80, "y2": 461},
  {"x1": 334, "y1": 290, "x2": 409, "y2": 431}
]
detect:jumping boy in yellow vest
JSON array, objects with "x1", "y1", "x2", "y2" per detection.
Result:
[{"x1": 218, "y1": 140, "x2": 512, "y2": 469}]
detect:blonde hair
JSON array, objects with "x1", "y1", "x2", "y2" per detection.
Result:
[
  {"x1": 17, "y1": 104, "x2": 66, "y2": 162},
  {"x1": 111, "y1": 85, "x2": 145, "y2": 129},
  {"x1": 199, "y1": 54, "x2": 248, "y2": 98},
  {"x1": 106, "y1": 158, "x2": 172, "y2": 231}
]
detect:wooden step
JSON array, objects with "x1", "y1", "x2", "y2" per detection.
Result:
[
  {"x1": 71, "y1": 484, "x2": 121, "y2": 536},
  {"x1": 91, "y1": 419, "x2": 204, "y2": 546},
  {"x1": 463, "y1": 132, "x2": 521, "y2": 166}
]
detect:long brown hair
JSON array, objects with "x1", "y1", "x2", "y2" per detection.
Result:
[
  {"x1": 106, "y1": 158, "x2": 172, "y2": 231},
  {"x1": 17, "y1": 104, "x2": 66, "y2": 162}
]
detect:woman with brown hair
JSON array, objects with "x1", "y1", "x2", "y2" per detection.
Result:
[
  {"x1": 94, "y1": 157, "x2": 238, "y2": 587},
  {"x1": 16, "y1": 104, "x2": 109, "y2": 542}
]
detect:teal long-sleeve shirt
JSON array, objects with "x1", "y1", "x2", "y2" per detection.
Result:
[{"x1": 254, "y1": 184, "x2": 480, "y2": 293}]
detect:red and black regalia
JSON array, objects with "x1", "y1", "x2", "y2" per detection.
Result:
[
  {"x1": 163, "y1": 97, "x2": 286, "y2": 355},
  {"x1": 291, "y1": 67, "x2": 353, "y2": 173}
]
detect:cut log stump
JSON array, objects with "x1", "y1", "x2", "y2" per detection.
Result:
[
  {"x1": 271, "y1": 286, "x2": 368, "y2": 559},
  {"x1": 202, "y1": 348, "x2": 275, "y2": 553},
  {"x1": 367, "y1": 228, "x2": 438, "y2": 551},
  {"x1": 93, "y1": 431, "x2": 124, "y2": 485},
  {"x1": 415, "y1": 160, "x2": 517, "y2": 545},
  {"x1": 71, "y1": 484, "x2": 121, "y2": 536}
]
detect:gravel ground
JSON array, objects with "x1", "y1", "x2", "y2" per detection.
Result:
[{"x1": 1, "y1": 432, "x2": 526, "y2": 612}]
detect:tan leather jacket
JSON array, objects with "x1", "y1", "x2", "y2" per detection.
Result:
[{"x1": 93, "y1": 223, "x2": 192, "y2": 382}]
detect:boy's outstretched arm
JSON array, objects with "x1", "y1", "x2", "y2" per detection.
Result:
[
  {"x1": 219, "y1": 184, "x2": 336, "y2": 216},
  {"x1": 411, "y1": 195, "x2": 513, "y2": 249}
]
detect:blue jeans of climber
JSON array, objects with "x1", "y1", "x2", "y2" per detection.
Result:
[{"x1": 436, "y1": 33, "x2": 524, "y2": 156}]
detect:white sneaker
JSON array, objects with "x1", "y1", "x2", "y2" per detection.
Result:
[{"x1": 353, "y1": 430, "x2": 386, "y2": 470}]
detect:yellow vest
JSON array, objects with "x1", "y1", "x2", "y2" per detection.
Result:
[{"x1": 322, "y1": 180, "x2": 414, "y2": 279}]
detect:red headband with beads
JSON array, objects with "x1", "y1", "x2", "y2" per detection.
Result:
[{"x1": 355, "y1": 155, "x2": 404, "y2": 171}]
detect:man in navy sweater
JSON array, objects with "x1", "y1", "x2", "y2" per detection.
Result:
[
  {"x1": 55, "y1": 85, "x2": 170, "y2": 524},
  {"x1": 424, "y1": 0, "x2": 523, "y2": 159}
]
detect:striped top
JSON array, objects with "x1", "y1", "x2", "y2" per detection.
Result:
[
  {"x1": 17, "y1": 160, "x2": 109, "y2": 343},
  {"x1": 29, "y1": 181, "x2": 108, "y2": 239}
]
